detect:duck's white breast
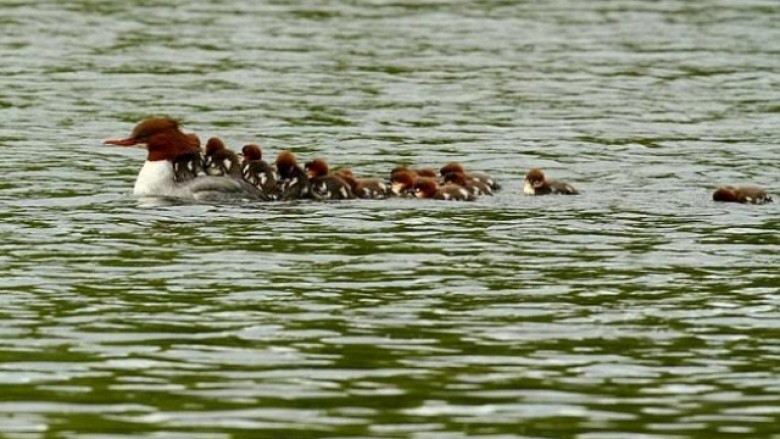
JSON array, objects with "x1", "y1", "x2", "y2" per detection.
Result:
[
  {"x1": 523, "y1": 181, "x2": 536, "y2": 195},
  {"x1": 134, "y1": 160, "x2": 176, "y2": 197}
]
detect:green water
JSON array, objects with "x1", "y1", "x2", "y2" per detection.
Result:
[{"x1": 1, "y1": 1, "x2": 778, "y2": 438}]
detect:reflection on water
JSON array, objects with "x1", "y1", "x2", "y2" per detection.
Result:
[{"x1": 0, "y1": 0, "x2": 778, "y2": 437}]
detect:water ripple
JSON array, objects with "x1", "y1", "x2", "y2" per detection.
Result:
[{"x1": 1, "y1": 0, "x2": 779, "y2": 437}]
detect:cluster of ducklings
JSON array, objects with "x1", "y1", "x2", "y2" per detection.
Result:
[
  {"x1": 108, "y1": 118, "x2": 772, "y2": 205},
  {"x1": 199, "y1": 138, "x2": 773, "y2": 204},
  {"x1": 194, "y1": 137, "x2": 503, "y2": 201}
]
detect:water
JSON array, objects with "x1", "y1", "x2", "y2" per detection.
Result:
[{"x1": 1, "y1": 0, "x2": 779, "y2": 437}]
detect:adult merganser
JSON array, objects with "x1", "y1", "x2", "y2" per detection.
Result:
[
  {"x1": 304, "y1": 159, "x2": 355, "y2": 200},
  {"x1": 523, "y1": 168, "x2": 579, "y2": 196},
  {"x1": 240, "y1": 144, "x2": 279, "y2": 200},
  {"x1": 414, "y1": 177, "x2": 476, "y2": 201},
  {"x1": 204, "y1": 137, "x2": 241, "y2": 178},
  {"x1": 104, "y1": 118, "x2": 264, "y2": 201},
  {"x1": 713, "y1": 185, "x2": 773, "y2": 204}
]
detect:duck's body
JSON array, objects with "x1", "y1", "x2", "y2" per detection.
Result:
[
  {"x1": 442, "y1": 171, "x2": 491, "y2": 197},
  {"x1": 713, "y1": 186, "x2": 773, "y2": 205},
  {"x1": 336, "y1": 169, "x2": 391, "y2": 199},
  {"x1": 523, "y1": 168, "x2": 578, "y2": 196},
  {"x1": 354, "y1": 177, "x2": 392, "y2": 199},
  {"x1": 414, "y1": 177, "x2": 475, "y2": 201},
  {"x1": 276, "y1": 151, "x2": 310, "y2": 200},
  {"x1": 134, "y1": 160, "x2": 262, "y2": 201},
  {"x1": 204, "y1": 137, "x2": 242, "y2": 178},
  {"x1": 305, "y1": 159, "x2": 355, "y2": 200},
  {"x1": 240, "y1": 145, "x2": 279, "y2": 201},
  {"x1": 171, "y1": 148, "x2": 204, "y2": 182},
  {"x1": 440, "y1": 162, "x2": 500, "y2": 191},
  {"x1": 390, "y1": 170, "x2": 418, "y2": 198}
]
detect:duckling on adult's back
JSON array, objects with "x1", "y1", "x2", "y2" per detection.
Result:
[
  {"x1": 104, "y1": 118, "x2": 264, "y2": 201},
  {"x1": 275, "y1": 150, "x2": 310, "y2": 200},
  {"x1": 240, "y1": 144, "x2": 278, "y2": 201},
  {"x1": 204, "y1": 137, "x2": 242, "y2": 178}
]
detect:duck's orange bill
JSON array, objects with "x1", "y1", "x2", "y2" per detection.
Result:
[{"x1": 104, "y1": 137, "x2": 139, "y2": 146}]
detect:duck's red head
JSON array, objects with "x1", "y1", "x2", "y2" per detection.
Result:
[
  {"x1": 241, "y1": 144, "x2": 263, "y2": 162},
  {"x1": 443, "y1": 171, "x2": 469, "y2": 187},
  {"x1": 187, "y1": 133, "x2": 201, "y2": 148},
  {"x1": 414, "y1": 177, "x2": 439, "y2": 199},
  {"x1": 336, "y1": 172, "x2": 359, "y2": 191},
  {"x1": 525, "y1": 168, "x2": 547, "y2": 188},
  {"x1": 440, "y1": 162, "x2": 466, "y2": 177},
  {"x1": 275, "y1": 151, "x2": 298, "y2": 174},
  {"x1": 391, "y1": 166, "x2": 413, "y2": 180},
  {"x1": 334, "y1": 168, "x2": 354, "y2": 179},
  {"x1": 304, "y1": 159, "x2": 329, "y2": 178},
  {"x1": 205, "y1": 137, "x2": 226, "y2": 156},
  {"x1": 391, "y1": 170, "x2": 416, "y2": 191},
  {"x1": 105, "y1": 118, "x2": 179, "y2": 146},
  {"x1": 104, "y1": 118, "x2": 199, "y2": 161},
  {"x1": 713, "y1": 187, "x2": 739, "y2": 202},
  {"x1": 416, "y1": 167, "x2": 438, "y2": 178}
]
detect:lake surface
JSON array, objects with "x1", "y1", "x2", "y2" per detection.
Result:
[{"x1": 1, "y1": 0, "x2": 779, "y2": 437}]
